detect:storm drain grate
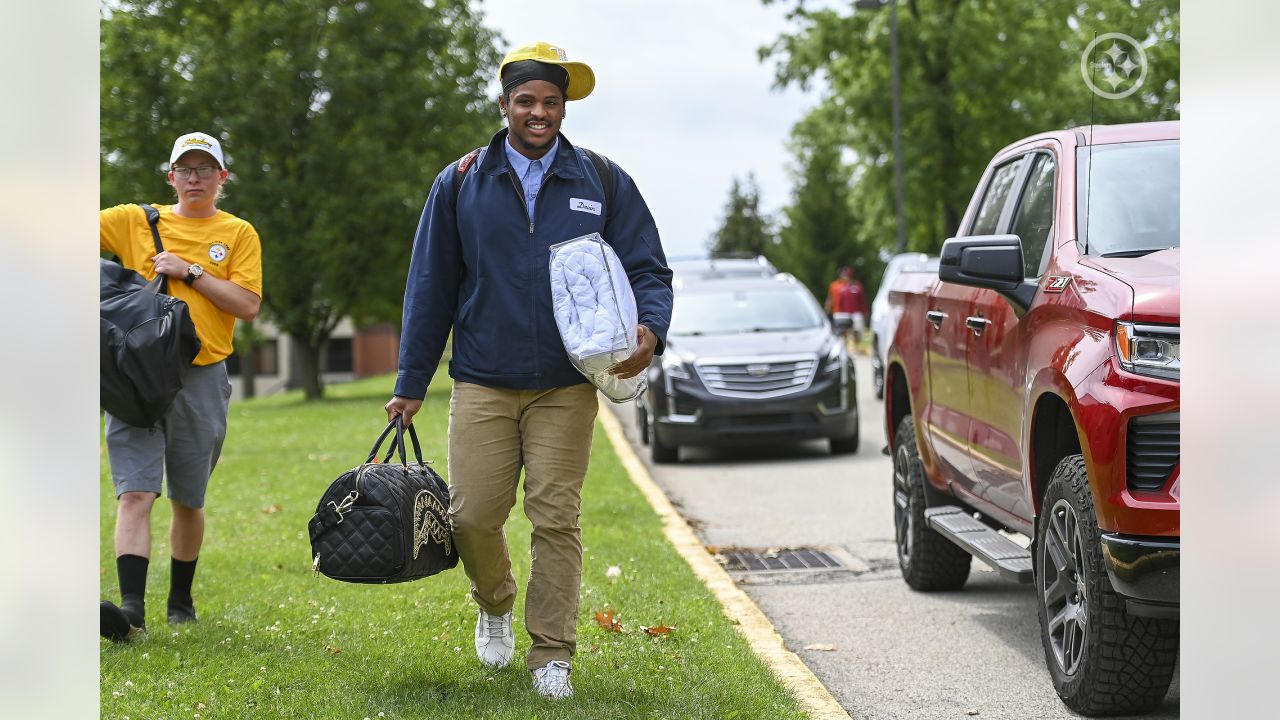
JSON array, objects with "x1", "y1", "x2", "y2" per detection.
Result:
[{"x1": 720, "y1": 548, "x2": 844, "y2": 573}]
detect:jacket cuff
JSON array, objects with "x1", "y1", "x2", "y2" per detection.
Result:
[{"x1": 392, "y1": 373, "x2": 430, "y2": 400}]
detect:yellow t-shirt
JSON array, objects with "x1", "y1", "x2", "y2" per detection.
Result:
[{"x1": 100, "y1": 204, "x2": 263, "y2": 366}]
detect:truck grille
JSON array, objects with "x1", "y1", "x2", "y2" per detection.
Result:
[
  {"x1": 1127, "y1": 412, "x2": 1179, "y2": 491},
  {"x1": 695, "y1": 355, "x2": 817, "y2": 399}
]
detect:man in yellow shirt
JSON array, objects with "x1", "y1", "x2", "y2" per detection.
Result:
[{"x1": 100, "y1": 131, "x2": 263, "y2": 641}]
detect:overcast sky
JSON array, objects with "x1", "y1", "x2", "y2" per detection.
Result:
[{"x1": 476, "y1": 0, "x2": 824, "y2": 259}]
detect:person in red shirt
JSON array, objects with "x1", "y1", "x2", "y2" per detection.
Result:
[{"x1": 825, "y1": 266, "x2": 868, "y2": 349}]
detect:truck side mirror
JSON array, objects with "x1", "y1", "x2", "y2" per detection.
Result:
[{"x1": 939, "y1": 235, "x2": 1038, "y2": 310}]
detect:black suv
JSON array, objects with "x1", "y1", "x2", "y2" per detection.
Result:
[{"x1": 636, "y1": 273, "x2": 859, "y2": 463}]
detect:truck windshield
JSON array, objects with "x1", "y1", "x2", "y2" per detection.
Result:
[
  {"x1": 1077, "y1": 140, "x2": 1179, "y2": 257},
  {"x1": 670, "y1": 287, "x2": 825, "y2": 336}
]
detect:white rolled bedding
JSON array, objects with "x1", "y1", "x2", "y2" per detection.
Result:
[{"x1": 548, "y1": 233, "x2": 646, "y2": 402}]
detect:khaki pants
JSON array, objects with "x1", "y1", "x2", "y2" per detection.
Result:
[{"x1": 447, "y1": 381, "x2": 598, "y2": 670}]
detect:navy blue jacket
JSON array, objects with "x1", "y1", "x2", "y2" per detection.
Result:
[{"x1": 394, "y1": 129, "x2": 673, "y2": 399}]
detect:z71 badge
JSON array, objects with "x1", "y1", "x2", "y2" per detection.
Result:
[{"x1": 1044, "y1": 275, "x2": 1072, "y2": 293}]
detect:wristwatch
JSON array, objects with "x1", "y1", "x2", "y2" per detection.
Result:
[{"x1": 184, "y1": 263, "x2": 205, "y2": 285}]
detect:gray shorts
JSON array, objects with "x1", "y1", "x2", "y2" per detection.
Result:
[{"x1": 105, "y1": 362, "x2": 232, "y2": 509}]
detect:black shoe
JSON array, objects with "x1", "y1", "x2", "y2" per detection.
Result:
[
  {"x1": 167, "y1": 597, "x2": 197, "y2": 625},
  {"x1": 101, "y1": 601, "x2": 144, "y2": 642}
]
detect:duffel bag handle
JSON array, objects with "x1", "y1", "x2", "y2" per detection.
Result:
[{"x1": 365, "y1": 416, "x2": 429, "y2": 467}]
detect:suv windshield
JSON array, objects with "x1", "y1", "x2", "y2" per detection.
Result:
[
  {"x1": 670, "y1": 286, "x2": 825, "y2": 336},
  {"x1": 1077, "y1": 140, "x2": 1179, "y2": 257}
]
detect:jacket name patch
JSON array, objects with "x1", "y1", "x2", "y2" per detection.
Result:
[{"x1": 570, "y1": 198, "x2": 602, "y2": 216}]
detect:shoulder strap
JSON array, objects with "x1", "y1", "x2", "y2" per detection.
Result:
[
  {"x1": 582, "y1": 148, "x2": 614, "y2": 203},
  {"x1": 138, "y1": 203, "x2": 163, "y2": 253},
  {"x1": 137, "y1": 203, "x2": 169, "y2": 294},
  {"x1": 451, "y1": 147, "x2": 484, "y2": 209}
]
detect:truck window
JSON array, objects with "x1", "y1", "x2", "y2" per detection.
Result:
[
  {"x1": 1011, "y1": 154, "x2": 1056, "y2": 278},
  {"x1": 969, "y1": 159, "x2": 1023, "y2": 236},
  {"x1": 1077, "y1": 140, "x2": 1179, "y2": 256}
]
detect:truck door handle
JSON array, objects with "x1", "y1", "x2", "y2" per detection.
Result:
[
  {"x1": 926, "y1": 311, "x2": 946, "y2": 329},
  {"x1": 965, "y1": 316, "x2": 991, "y2": 336}
]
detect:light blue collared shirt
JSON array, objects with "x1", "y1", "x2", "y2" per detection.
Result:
[{"x1": 504, "y1": 136, "x2": 558, "y2": 221}]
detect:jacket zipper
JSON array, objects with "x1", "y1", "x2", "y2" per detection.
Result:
[
  {"x1": 508, "y1": 165, "x2": 549, "y2": 381},
  {"x1": 507, "y1": 168, "x2": 534, "y2": 234}
]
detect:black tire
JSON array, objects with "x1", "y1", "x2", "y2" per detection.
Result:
[
  {"x1": 829, "y1": 424, "x2": 859, "y2": 455},
  {"x1": 636, "y1": 404, "x2": 650, "y2": 446},
  {"x1": 892, "y1": 416, "x2": 971, "y2": 590},
  {"x1": 649, "y1": 418, "x2": 678, "y2": 464},
  {"x1": 1035, "y1": 454, "x2": 1179, "y2": 715}
]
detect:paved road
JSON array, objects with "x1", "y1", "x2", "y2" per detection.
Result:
[{"x1": 609, "y1": 353, "x2": 1178, "y2": 720}]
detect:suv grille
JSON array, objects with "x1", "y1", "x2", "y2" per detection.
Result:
[
  {"x1": 1127, "y1": 412, "x2": 1179, "y2": 491},
  {"x1": 695, "y1": 355, "x2": 817, "y2": 399}
]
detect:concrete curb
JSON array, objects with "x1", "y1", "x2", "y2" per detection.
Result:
[{"x1": 597, "y1": 399, "x2": 852, "y2": 720}]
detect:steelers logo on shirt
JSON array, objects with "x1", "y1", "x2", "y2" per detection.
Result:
[{"x1": 208, "y1": 243, "x2": 229, "y2": 263}]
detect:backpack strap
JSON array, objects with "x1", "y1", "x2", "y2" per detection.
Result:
[
  {"x1": 138, "y1": 203, "x2": 169, "y2": 293},
  {"x1": 451, "y1": 147, "x2": 484, "y2": 209},
  {"x1": 581, "y1": 147, "x2": 614, "y2": 205}
]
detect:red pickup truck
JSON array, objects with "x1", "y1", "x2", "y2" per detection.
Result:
[{"x1": 884, "y1": 121, "x2": 1179, "y2": 715}]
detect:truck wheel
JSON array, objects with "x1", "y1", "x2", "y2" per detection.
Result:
[
  {"x1": 649, "y1": 420, "x2": 678, "y2": 464},
  {"x1": 1036, "y1": 454, "x2": 1179, "y2": 715},
  {"x1": 636, "y1": 404, "x2": 650, "y2": 446},
  {"x1": 893, "y1": 416, "x2": 971, "y2": 590}
]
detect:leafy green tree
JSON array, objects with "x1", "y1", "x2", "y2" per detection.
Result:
[
  {"x1": 772, "y1": 102, "x2": 877, "y2": 301},
  {"x1": 763, "y1": 0, "x2": 1179, "y2": 257},
  {"x1": 101, "y1": 0, "x2": 503, "y2": 398},
  {"x1": 708, "y1": 174, "x2": 775, "y2": 257}
]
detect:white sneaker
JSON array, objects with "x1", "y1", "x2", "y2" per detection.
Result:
[
  {"x1": 532, "y1": 660, "x2": 573, "y2": 699},
  {"x1": 473, "y1": 609, "x2": 515, "y2": 669}
]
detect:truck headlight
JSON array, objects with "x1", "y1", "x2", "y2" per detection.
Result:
[{"x1": 1115, "y1": 323, "x2": 1179, "y2": 380}]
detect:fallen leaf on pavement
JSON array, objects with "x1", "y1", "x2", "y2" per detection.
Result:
[{"x1": 804, "y1": 643, "x2": 837, "y2": 651}]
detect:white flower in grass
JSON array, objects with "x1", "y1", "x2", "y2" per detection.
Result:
[{"x1": 606, "y1": 565, "x2": 622, "y2": 580}]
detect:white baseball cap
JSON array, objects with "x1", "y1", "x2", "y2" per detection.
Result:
[{"x1": 169, "y1": 131, "x2": 226, "y2": 168}]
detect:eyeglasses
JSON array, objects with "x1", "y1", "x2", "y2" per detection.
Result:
[{"x1": 171, "y1": 165, "x2": 219, "y2": 179}]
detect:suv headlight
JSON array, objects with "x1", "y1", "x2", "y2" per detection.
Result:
[
  {"x1": 824, "y1": 341, "x2": 845, "y2": 373},
  {"x1": 1115, "y1": 323, "x2": 1179, "y2": 380},
  {"x1": 662, "y1": 355, "x2": 691, "y2": 380}
]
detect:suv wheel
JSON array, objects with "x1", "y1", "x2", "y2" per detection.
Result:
[
  {"x1": 1036, "y1": 454, "x2": 1178, "y2": 715},
  {"x1": 893, "y1": 415, "x2": 971, "y2": 590},
  {"x1": 649, "y1": 418, "x2": 678, "y2": 464},
  {"x1": 636, "y1": 404, "x2": 650, "y2": 446},
  {"x1": 830, "y1": 422, "x2": 860, "y2": 455}
]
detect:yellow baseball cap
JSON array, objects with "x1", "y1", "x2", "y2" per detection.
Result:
[{"x1": 499, "y1": 41, "x2": 595, "y2": 101}]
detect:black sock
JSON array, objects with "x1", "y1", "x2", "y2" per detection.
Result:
[
  {"x1": 116, "y1": 554, "x2": 148, "y2": 627},
  {"x1": 169, "y1": 557, "x2": 198, "y2": 608}
]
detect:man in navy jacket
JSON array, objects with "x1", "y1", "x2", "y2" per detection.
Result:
[{"x1": 385, "y1": 41, "x2": 672, "y2": 699}]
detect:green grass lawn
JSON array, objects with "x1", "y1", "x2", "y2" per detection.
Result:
[{"x1": 100, "y1": 372, "x2": 809, "y2": 719}]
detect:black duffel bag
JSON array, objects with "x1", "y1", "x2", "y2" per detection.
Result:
[
  {"x1": 100, "y1": 205, "x2": 201, "y2": 427},
  {"x1": 308, "y1": 417, "x2": 458, "y2": 584}
]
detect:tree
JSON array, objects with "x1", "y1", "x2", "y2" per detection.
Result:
[
  {"x1": 772, "y1": 102, "x2": 875, "y2": 301},
  {"x1": 762, "y1": 0, "x2": 1180, "y2": 257},
  {"x1": 708, "y1": 174, "x2": 775, "y2": 256},
  {"x1": 101, "y1": 0, "x2": 503, "y2": 398}
]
